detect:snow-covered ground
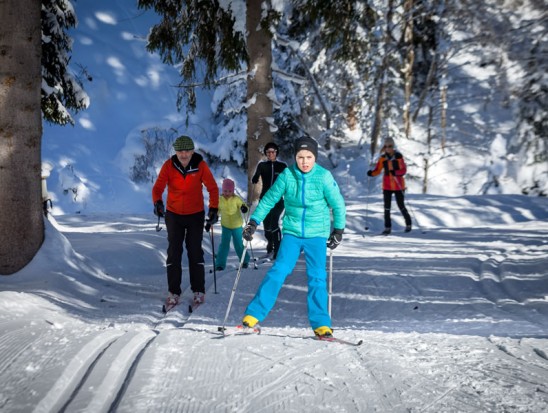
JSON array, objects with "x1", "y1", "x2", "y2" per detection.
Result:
[{"x1": 1, "y1": 194, "x2": 547, "y2": 412}]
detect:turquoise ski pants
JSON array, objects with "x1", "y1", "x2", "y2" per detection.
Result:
[
  {"x1": 244, "y1": 234, "x2": 330, "y2": 330},
  {"x1": 215, "y1": 225, "x2": 249, "y2": 268}
]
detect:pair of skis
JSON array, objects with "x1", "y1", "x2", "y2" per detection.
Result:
[
  {"x1": 216, "y1": 325, "x2": 362, "y2": 346},
  {"x1": 162, "y1": 304, "x2": 362, "y2": 346}
]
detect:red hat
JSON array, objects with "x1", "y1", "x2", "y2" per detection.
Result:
[{"x1": 222, "y1": 178, "x2": 235, "y2": 192}]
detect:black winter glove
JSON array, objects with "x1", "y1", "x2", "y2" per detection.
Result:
[
  {"x1": 240, "y1": 204, "x2": 249, "y2": 214},
  {"x1": 366, "y1": 170, "x2": 373, "y2": 177},
  {"x1": 204, "y1": 207, "x2": 218, "y2": 232},
  {"x1": 207, "y1": 208, "x2": 218, "y2": 224},
  {"x1": 389, "y1": 170, "x2": 396, "y2": 175},
  {"x1": 154, "y1": 200, "x2": 165, "y2": 217},
  {"x1": 243, "y1": 220, "x2": 258, "y2": 241},
  {"x1": 327, "y1": 229, "x2": 344, "y2": 250}
]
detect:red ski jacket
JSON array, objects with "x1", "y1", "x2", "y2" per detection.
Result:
[
  {"x1": 370, "y1": 151, "x2": 407, "y2": 191},
  {"x1": 152, "y1": 153, "x2": 219, "y2": 215}
]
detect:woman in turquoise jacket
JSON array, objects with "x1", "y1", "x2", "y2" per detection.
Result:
[{"x1": 241, "y1": 136, "x2": 346, "y2": 338}]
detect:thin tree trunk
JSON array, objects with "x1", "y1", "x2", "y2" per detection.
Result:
[
  {"x1": 0, "y1": 0, "x2": 44, "y2": 274},
  {"x1": 440, "y1": 77, "x2": 447, "y2": 153},
  {"x1": 423, "y1": 105, "x2": 434, "y2": 194},
  {"x1": 246, "y1": 0, "x2": 273, "y2": 203},
  {"x1": 412, "y1": 55, "x2": 437, "y2": 122},
  {"x1": 370, "y1": 78, "x2": 386, "y2": 156},
  {"x1": 369, "y1": 0, "x2": 394, "y2": 156},
  {"x1": 402, "y1": 0, "x2": 414, "y2": 139}
]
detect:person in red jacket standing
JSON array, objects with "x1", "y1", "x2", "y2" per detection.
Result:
[
  {"x1": 152, "y1": 135, "x2": 219, "y2": 309},
  {"x1": 367, "y1": 137, "x2": 412, "y2": 235}
]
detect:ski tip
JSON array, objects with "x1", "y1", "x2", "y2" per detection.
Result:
[
  {"x1": 357, "y1": 340, "x2": 364, "y2": 346},
  {"x1": 217, "y1": 326, "x2": 226, "y2": 332}
]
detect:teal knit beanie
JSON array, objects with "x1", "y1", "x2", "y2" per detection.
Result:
[{"x1": 173, "y1": 135, "x2": 195, "y2": 151}]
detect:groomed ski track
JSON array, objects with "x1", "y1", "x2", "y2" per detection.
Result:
[{"x1": 1, "y1": 196, "x2": 547, "y2": 412}]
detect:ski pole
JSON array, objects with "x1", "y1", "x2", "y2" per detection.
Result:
[
  {"x1": 210, "y1": 224, "x2": 218, "y2": 294},
  {"x1": 156, "y1": 215, "x2": 162, "y2": 232},
  {"x1": 364, "y1": 155, "x2": 377, "y2": 231},
  {"x1": 364, "y1": 176, "x2": 371, "y2": 231},
  {"x1": 249, "y1": 242, "x2": 257, "y2": 269},
  {"x1": 328, "y1": 249, "x2": 333, "y2": 317},
  {"x1": 218, "y1": 243, "x2": 249, "y2": 334},
  {"x1": 392, "y1": 176, "x2": 425, "y2": 233}
]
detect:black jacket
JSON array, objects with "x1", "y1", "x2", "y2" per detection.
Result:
[{"x1": 252, "y1": 160, "x2": 287, "y2": 198}]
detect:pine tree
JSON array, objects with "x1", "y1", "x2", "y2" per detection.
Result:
[{"x1": 137, "y1": 0, "x2": 280, "y2": 201}]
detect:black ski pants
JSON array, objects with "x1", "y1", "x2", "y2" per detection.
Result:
[
  {"x1": 383, "y1": 190, "x2": 412, "y2": 228},
  {"x1": 165, "y1": 210, "x2": 206, "y2": 295},
  {"x1": 263, "y1": 199, "x2": 284, "y2": 257}
]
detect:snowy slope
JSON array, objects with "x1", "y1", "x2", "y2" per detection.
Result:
[{"x1": 1, "y1": 195, "x2": 547, "y2": 412}]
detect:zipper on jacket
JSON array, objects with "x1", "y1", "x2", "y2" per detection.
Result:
[
  {"x1": 270, "y1": 162, "x2": 275, "y2": 187},
  {"x1": 300, "y1": 172, "x2": 307, "y2": 237}
]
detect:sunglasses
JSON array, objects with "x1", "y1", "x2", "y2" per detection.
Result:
[{"x1": 384, "y1": 145, "x2": 393, "y2": 148}]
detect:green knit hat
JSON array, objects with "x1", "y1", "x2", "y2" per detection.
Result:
[{"x1": 173, "y1": 135, "x2": 195, "y2": 151}]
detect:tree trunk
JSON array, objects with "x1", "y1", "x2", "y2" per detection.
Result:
[
  {"x1": 422, "y1": 105, "x2": 434, "y2": 194},
  {"x1": 369, "y1": 0, "x2": 394, "y2": 156},
  {"x1": 440, "y1": 77, "x2": 447, "y2": 153},
  {"x1": 402, "y1": 0, "x2": 414, "y2": 139},
  {"x1": 0, "y1": 0, "x2": 44, "y2": 275},
  {"x1": 246, "y1": 0, "x2": 273, "y2": 203}
]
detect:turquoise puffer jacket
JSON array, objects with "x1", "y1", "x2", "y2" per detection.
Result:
[{"x1": 251, "y1": 163, "x2": 346, "y2": 238}]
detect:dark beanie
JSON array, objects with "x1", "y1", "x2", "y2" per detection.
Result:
[
  {"x1": 173, "y1": 135, "x2": 195, "y2": 151},
  {"x1": 294, "y1": 136, "x2": 318, "y2": 159},
  {"x1": 264, "y1": 142, "x2": 279, "y2": 155}
]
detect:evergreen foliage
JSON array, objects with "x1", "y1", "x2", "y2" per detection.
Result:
[
  {"x1": 41, "y1": 0, "x2": 89, "y2": 125},
  {"x1": 130, "y1": 128, "x2": 178, "y2": 184},
  {"x1": 137, "y1": 0, "x2": 247, "y2": 112}
]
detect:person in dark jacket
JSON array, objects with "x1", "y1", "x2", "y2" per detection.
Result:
[
  {"x1": 367, "y1": 137, "x2": 412, "y2": 235},
  {"x1": 251, "y1": 142, "x2": 287, "y2": 259},
  {"x1": 152, "y1": 135, "x2": 219, "y2": 309}
]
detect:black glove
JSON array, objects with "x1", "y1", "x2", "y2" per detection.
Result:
[
  {"x1": 204, "y1": 207, "x2": 218, "y2": 232},
  {"x1": 327, "y1": 229, "x2": 344, "y2": 250},
  {"x1": 243, "y1": 220, "x2": 257, "y2": 241},
  {"x1": 154, "y1": 200, "x2": 165, "y2": 217},
  {"x1": 207, "y1": 208, "x2": 218, "y2": 224},
  {"x1": 240, "y1": 204, "x2": 249, "y2": 214},
  {"x1": 367, "y1": 170, "x2": 373, "y2": 177},
  {"x1": 389, "y1": 170, "x2": 396, "y2": 175}
]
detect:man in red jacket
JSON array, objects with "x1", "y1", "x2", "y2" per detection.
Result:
[{"x1": 152, "y1": 135, "x2": 219, "y2": 309}]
